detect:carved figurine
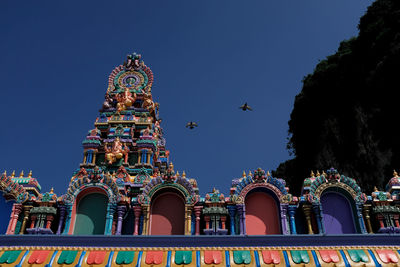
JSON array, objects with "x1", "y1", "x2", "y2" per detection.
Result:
[
  {"x1": 124, "y1": 53, "x2": 141, "y2": 70},
  {"x1": 142, "y1": 93, "x2": 159, "y2": 116},
  {"x1": 102, "y1": 93, "x2": 114, "y2": 110},
  {"x1": 105, "y1": 137, "x2": 129, "y2": 165},
  {"x1": 116, "y1": 88, "x2": 136, "y2": 112}
]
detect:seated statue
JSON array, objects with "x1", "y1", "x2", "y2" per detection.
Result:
[{"x1": 105, "y1": 137, "x2": 129, "y2": 164}]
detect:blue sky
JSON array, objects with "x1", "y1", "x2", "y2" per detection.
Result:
[{"x1": 0, "y1": 0, "x2": 373, "y2": 195}]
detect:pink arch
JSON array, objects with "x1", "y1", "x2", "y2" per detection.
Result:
[
  {"x1": 245, "y1": 191, "x2": 281, "y2": 235},
  {"x1": 149, "y1": 192, "x2": 185, "y2": 235}
]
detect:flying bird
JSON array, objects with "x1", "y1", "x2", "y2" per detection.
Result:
[
  {"x1": 186, "y1": 121, "x2": 198, "y2": 129},
  {"x1": 239, "y1": 102, "x2": 252, "y2": 111}
]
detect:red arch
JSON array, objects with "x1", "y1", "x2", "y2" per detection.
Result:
[
  {"x1": 245, "y1": 192, "x2": 281, "y2": 235},
  {"x1": 149, "y1": 192, "x2": 185, "y2": 235}
]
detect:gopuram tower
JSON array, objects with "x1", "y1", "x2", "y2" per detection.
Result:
[{"x1": 59, "y1": 53, "x2": 200, "y2": 236}]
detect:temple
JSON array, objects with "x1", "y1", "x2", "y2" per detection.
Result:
[{"x1": 1, "y1": 53, "x2": 400, "y2": 266}]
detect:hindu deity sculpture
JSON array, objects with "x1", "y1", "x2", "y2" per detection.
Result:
[
  {"x1": 142, "y1": 93, "x2": 158, "y2": 116},
  {"x1": 105, "y1": 137, "x2": 129, "y2": 165},
  {"x1": 116, "y1": 88, "x2": 136, "y2": 112}
]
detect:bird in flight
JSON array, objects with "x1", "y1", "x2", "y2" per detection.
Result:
[
  {"x1": 186, "y1": 121, "x2": 198, "y2": 129},
  {"x1": 239, "y1": 102, "x2": 252, "y2": 111}
]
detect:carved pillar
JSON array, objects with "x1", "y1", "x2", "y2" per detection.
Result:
[
  {"x1": 302, "y1": 205, "x2": 314, "y2": 234},
  {"x1": 30, "y1": 215, "x2": 37, "y2": 229},
  {"x1": 194, "y1": 206, "x2": 203, "y2": 235},
  {"x1": 133, "y1": 206, "x2": 142, "y2": 235},
  {"x1": 288, "y1": 205, "x2": 297, "y2": 234},
  {"x1": 394, "y1": 215, "x2": 400, "y2": 228},
  {"x1": 377, "y1": 214, "x2": 385, "y2": 229},
  {"x1": 142, "y1": 205, "x2": 149, "y2": 235},
  {"x1": 312, "y1": 204, "x2": 324, "y2": 234},
  {"x1": 92, "y1": 152, "x2": 97, "y2": 164},
  {"x1": 115, "y1": 206, "x2": 126, "y2": 235},
  {"x1": 356, "y1": 203, "x2": 367, "y2": 234},
  {"x1": 62, "y1": 204, "x2": 72, "y2": 235},
  {"x1": 19, "y1": 205, "x2": 32, "y2": 235},
  {"x1": 185, "y1": 206, "x2": 193, "y2": 235},
  {"x1": 221, "y1": 216, "x2": 226, "y2": 230},
  {"x1": 237, "y1": 204, "x2": 245, "y2": 235},
  {"x1": 104, "y1": 203, "x2": 116, "y2": 235},
  {"x1": 280, "y1": 204, "x2": 289, "y2": 235},
  {"x1": 204, "y1": 216, "x2": 210, "y2": 230},
  {"x1": 46, "y1": 215, "x2": 54, "y2": 229},
  {"x1": 227, "y1": 205, "x2": 236, "y2": 235},
  {"x1": 362, "y1": 204, "x2": 373, "y2": 233},
  {"x1": 56, "y1": 205, "x2": 66, "y2": 235},
  {"x1": 6, "y1": 203, "x2": 22, "y2": 235}
]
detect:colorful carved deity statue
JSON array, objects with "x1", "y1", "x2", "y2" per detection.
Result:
[
  {"x1": 142, "y1": 93, "x2": 158, "y2": 115},
  {"x1": 116, "y1": 88, "x2": 136, "y2": 112},
  {"x1": 105, "y1": 137, "x2": 129, "y2": 165}
]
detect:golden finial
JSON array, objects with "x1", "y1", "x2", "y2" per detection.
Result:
[
  {"x1": 267, "y1": 171, "x2": 271, "y2": 176},
  {"x1": 242, "y1": 171, "x2": 246, "y2": 178},
  {"x1": 11, "y1": 170, "x2": 15, "y2": 178},
  {"x1": 176, "y1": 171, "x2": 180, "y2": 177},
  {"x1": 28, "y1": 170, "x2": 32, "y2": 178},
  {"x1": 373, "y1": 186, "x2": 378, "y2": 192},
  {"x1": 248, "y1": 170, "x2": 253, "y2": 176},
  {"x1": 169, "y1": 162, "x2": 174, "y2": 170},
  {"x1": 182, "y1": 171, "x2": 186, "y2": 178},
  {"x1": 213, "y1": 187, "x2": 216, "y2": 193},
  {"x1": 2, "y1": 170, "x2": 6, "y2": 176},
  {"x1": 50, "y1": 187, "x2": 54, "y2": 194},
  {"x1": 316, "y1": 170, "x2": 320, "y2": 176},
  {"x1": 310, "y1": 171, "x2": 315, "y2": 177},
  {"x1": 322, "y1": 170, "x2": 327, "y2": 176},
  {"x1": 19, "y1": 171, "x2": 24, "y2": 178},
  {"x1": 394, "y1": 170, "x2": 398, "y2": 177}
]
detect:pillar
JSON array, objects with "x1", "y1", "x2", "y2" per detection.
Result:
[
  {"x1": 45, "y1": 215, "x2": 54, "y2": 229},
  {"x1": 356, "y1": 204, "x2": 367, "y2": 234},
  {"x1": 133, "y1": 206, "x2": 142, "y2": 235},
  {"x1": 237, "y1": 204, "x2": 245, "y2": 235},
  {"x1": 312, "y1": 204, "x2": 324, "y2": 234},
  {"x1": 362, "y1": 204, "x2": 373, "y2": 233},
  {"x1": 62, "y1": 204, "x2": 72, "y2": 235},
  {"x1": 115, "y1": 206, "x2": 126, "y2": 235},
  {"x1": 6, "y1": 203, "x2": 22, "y2": 235},
  {"x1": 185, "y1": 206, "x2": 193, "y2": 235},
  {"x1": 204, "y1": 216, "x2": 210, "y2": 230},
  {"x1": 227, "y1": 205, "x2": 236, "y2": 235},
  {"x1": 280, "y1": 204, "x2": 289, "y2": 235},
  {"x1": 104, "y1": 203, "x2": 116, "y2": 235},
  {"x1": 377, "y1": 214, "x2": 385, "y2": 229},
  {"x1": 302, "y1": 205, "x2": 314, "y2": 234},
  {"x1": 194, "y1": 206, "x2": 203, "y2": 235},
  {"x1": 394, "y1": 215, "x2": 400, "y2": 228},
  {"x1": 288, "y1": 205, "x2": 297, "y2": 234},
  {"x1": 221, "y1": 216, "x2": 226, "y2": 229},
  {"x1": 29, "y1": 215, "x2": 37, "y2": 229},
  {"x1": 19, "y1": 205, "x2": 32, "y2": 235},
  {"x1": 142, "y1": 205, "x2": 149, "y2": 235},
  {"x1": 56, "y1": 205, "x2": 66, "y2": 235}
]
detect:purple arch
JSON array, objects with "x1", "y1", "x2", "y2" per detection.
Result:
[{"x1": 321, "y1": 191, "x2": 356, "y2": 234}]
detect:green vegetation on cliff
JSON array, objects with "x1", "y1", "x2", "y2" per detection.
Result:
[{"x1": 273, "y1": 0, "x2": 400, "y2": 194}]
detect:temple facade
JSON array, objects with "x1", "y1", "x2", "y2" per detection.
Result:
[{"x1": 1, "y1": 54, "x2": 400, "y2": 266}]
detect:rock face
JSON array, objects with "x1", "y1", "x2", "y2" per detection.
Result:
[{"x1": 274, "y1": 0, "x2": 400, "y2": 194}]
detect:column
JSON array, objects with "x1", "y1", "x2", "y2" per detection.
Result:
[
  {"x1": 288, "y1": 205, "x2": 297, "y2": 234},
  {"x1": 185, "y1": 206, "x2": 193, "y2": 235},
  {"x1": 302, "y1": 205, "x2": 314, "y2": 234},
  {"x1": 312, "y1": 204, "x2": 324, "y2": 234},
  {"x1": 133, "y1": 206, "x2": 142, "y2": 235},
  {"x1": 194, "y1": 206, "x2": 203, "y2": 235},
  {"x1": 394, "y1": 215, "x2": 400, "y2": 228},
  {"x1": 204, "y1": 216, "x2": 211, "y2": 234},
  {"x1": 280, "y1": 204, "x2": 289, "y2": 235},
  {"x1": 62, "y1": 204, "x2": 72, "y2": 235},
  {"x1": 227, "y1": 205, "x2": 236, "y2": 235},
  {"x1": 30, "y1": 215, "x2": 37, "y2": 229},
  {"x1": 115, "y1": 206, "x2": 126, "y2": 235},
  {"x1": 46, "y1": 215, "x2": 54, "y2": 229},
  {"x1": 92, "y1": 152, "x2": 97, "y2": 164},
  {"x1": 142, "y1": 205, "x2": 149, "y2": 235},
  {"x1": 362, "y1": 204, "x2": 373, "y2": 233},
  {"x1": 377, "y1": 214, "x2": 385, "y2": 230},
  {"x1": 104, "y1": 203, "x2": 116, "y2": 235},
  {"x1": 56, "y1": 205, "x2": 66, "y2": 235},
  {"x1": 6, "y1": 204, "x2": 22, "y2": 235},
  {"x1": 356, "y1": 204, "x2": 367, "y2": 234},
  {"x1": 19, "y1": 205, "x2": 32, "y2": 234},
  {"x1": 221, "y1": 216, "x2": 226, "y2": 229},
  {"x1": 237, "y1": 204, "x2": 246, "y2": 235}
]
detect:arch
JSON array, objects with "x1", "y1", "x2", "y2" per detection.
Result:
[
  {"x1": 320, "y1": 189, "x2": 358, "y2": 234},
  {"x1": 245, "y1": 190, "x2": 281, "y2": 235},
  {"x1": 71, "y1": 187, "x2": 109, "y2": 235},
  {"x1": 149, "y1": 190, "x2": 185, "y2": 235}
]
